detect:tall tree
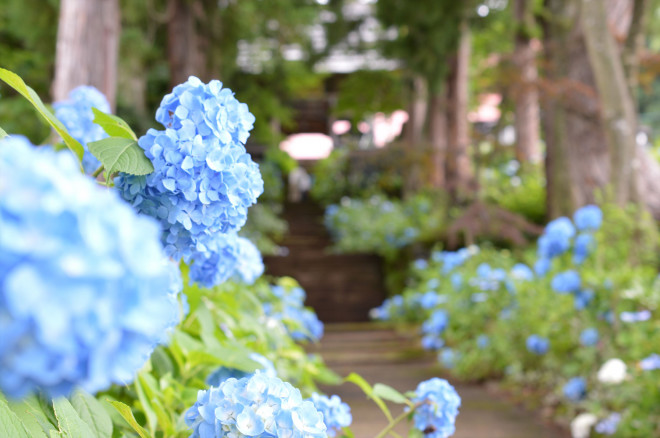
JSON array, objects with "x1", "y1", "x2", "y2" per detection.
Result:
[
  {"x1": 167, "y1": 0, "x2": 208, "y2": 87},
  {"x1": 52, "y1": 0, "x2": 121, "y2": 109},
  {"x1": 513, "y1": 0, "x2": 541, "y2": 163}
]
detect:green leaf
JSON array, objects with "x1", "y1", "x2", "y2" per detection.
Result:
[
  {"x1": 70, "y1": 390, "x2": 112, "y2": 438},
  {"x1": 91, "y1": 108, "x2": 137, "y2": 140},
  {"x1": 0, "y1": 393, "x2": 31, "y2": 438},
  {"x1": 87, "y1": 137, "x2": 154, "y2": 182},
  {"x1": 0, "y1": 68, "x2": 84, "y2": 162},
  {"x1": 107, "y1": 401, "x2": 150, "y2": 438},
  {"x1": 0, "y1": 125, "x2": 7, "y2": 139},
  {"x1": 7, "y1": 395, "x2": 56, "y2": 437},
  {"x1": 344, "y1": 373, "x2": 392, "y2": 421},
  {"x1": 134, "y1": 376, "x2": 156, "y2": 434},
  {"x1": 52, "y1": 397, "x2": 95, "y2": 438},
  {"x1": 372, "y1": 384, "x2": 411, "y2": 405}
]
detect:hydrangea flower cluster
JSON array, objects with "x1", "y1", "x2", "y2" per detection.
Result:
[
  {"x1": 551, "y1": 270, "x2": 581, "y2": 294},
  {"x1": 595, "y1": 413, "x2": 621, "y2": 435},
  {"x1": 53, "y1": 85, "x2": 110, "y2": 174},
  {"x1": 639, "y1": 353, "x2": 660, "y2": 371},
  {"x1": 526, "y1": 335, "x2": 549, "y2": 355},
  {"x1": 421, "y1": 309, "x2": 449, "y2": 351},
  {"x1": 0, "y1": 137, "x2": 181, "y2": 399},
  {"x1": 411, "y1": 378, "x2": 461, "y2": 438},
  {"x1": 562, "y1": 377, "x2": 586, "y2": 402},
  {"x1": 264, "y1": 286, "x2": 324, "y2": 342},
  {"x1": 185, "y1": 372, "x2": 327, "y2": 438},
  {"x1": 579, "y1": 328, "x2": 599, "y2": 347},
  {"x1": 232, "y1": 237, "x2": 265, "y2": 284},
  {"x1": 308, "y1": 393, "x2": 352, "y2": 437},
  {"x1": 206, "y1": 353, "x2": 276, "y2": 387},
  {"x1": 115, "y1": 77, "x2": 264, "y2": 287}
]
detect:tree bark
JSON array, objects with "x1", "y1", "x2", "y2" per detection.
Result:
[
  {"x1": 513, "y1": 0, "x2": 541, "y2": 163},
  {"x1": 623, "y1": 0, "x2": 649, "y2": 102},
  {"x1": 446, "y1": 19, "x2": 473, "y2": 199},
  {"x1": 541, "y1": 0, "x2": 610, "y2": 218},
  {"x1": 403, "y1": 75, "x2": 428, "y2": 193},
  {"x1": 428, "y1": 90, "x2": 448, "y2": 188},
  {"x1": 167, "y1": 0, "x2": 208, "y2": 88},
  {"x1": 52, "y1": 0, "x2": 120, "y2": 110},
  {"x1": 581, "y1": 0, "x2": 639, "y2": 205}
]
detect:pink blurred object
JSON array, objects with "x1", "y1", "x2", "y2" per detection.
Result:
[
  {"x1": 280, "y1": 133, "x2": 334, "y2": 160},
  {"x1": 468, "y1": 93, "x2": 502, "y2": 124},
  {"x1": 372, "y1": 110, "x2": 408, "y2": 147},
  {"x1": 332, "y1": 120, "x2": 352, "y2": 135}
]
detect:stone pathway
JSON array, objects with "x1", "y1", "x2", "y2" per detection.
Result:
[{"x1": 311, "y1": 324, "x2": 569, "y2": 438}]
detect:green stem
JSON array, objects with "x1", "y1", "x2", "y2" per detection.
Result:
[
  {"x1": 374, "y1": 409, "x2": 410, "y2": 438},
  {"x1": 92, "y1": 165, "x2": 104, "y2": 178}
]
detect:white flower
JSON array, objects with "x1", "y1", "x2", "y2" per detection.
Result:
[
  {"x1": 597, "y1": 358, "x2": 627, "y2": 384},
  {"x1": 571, "y1": 413, "x2": 598, "y2": 438}
]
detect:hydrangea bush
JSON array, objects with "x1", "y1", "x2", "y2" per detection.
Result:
[
  {"x1": 0, "y1": 71, "x2": 462, "y2": 438},
  {"x1": 372, "y1": 204, "x2": 660, "y2": 437}
]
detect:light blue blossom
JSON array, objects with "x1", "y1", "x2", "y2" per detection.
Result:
[
  {"x1": 422, "y1": 309, "x2": 449, "y2": 337},
  {"x1": 115, "y1": 77, "x2": 264, "y2": 287},
  {"x1": 574, "y1": 289, "x2": 594, "y2": 310},
  {"x1": 538, "y1": 217, "x2": 575, "y2": 259},
  {"x1": 185, "y1": 373, "x2": 326, "y2": 438},
  {"x1": 562, "y1": 377, "x2": 586, "y2": 402},
  {"x1": 551, "y1": 270, "x2": 581, "y2": 294},
  {"x1": 573, "y1": 205, "x2": 602, "y2": 231},
  {"x1": 620, "y1": 310, "x2": 651, "y2": 323},
  {"x1": 0, "y1": 136, "x2": 181, "y2": 399},
  {"x1": 421, "y1": 335, "x2": 445, "y2": 351},
  {"x1": 579, "y1": 328, "x2": 599, "y2": 347},
  {"x1": 265, "y1": 285, "x2": 324, "y2": 342},
  {"x1": 534, "y1": 257, "x2": 551, "y2": 276},
  {"x1": 639, "y1": 354, "x2": 660, "y2": 371},
  {"x1": 411, "y1": 378, "x2": 461, "y2": 438},
  {"x1": 595, "y1": 413, "x2": 621, "y2": 435},
  {"x1": 450, "y1": 273, "x2": 463, "y2": 290},
  {"x1": 438, "y1": 348, "x2": 457, "y2": 369},
  {"x1": 573, "y1": 233, "x2": 594, "y2": 265},
  {"x1": 53, "y1": 85, "x2": 110, "y2": 174},
  {"x1": 231, "y1": 237, "x2": 264, "y2": 284},
  {"x1": 510, "y1": 263, "x2": 534, "y2": 281},
  {"x1": 187, "y1": 232, "x2": 240, "y2": 288},
  {"x1": 477, "y1": 335, "x2": 490, "y2": 349},
  {"x1": 308, "y1": 393, "x2": 352, "y2": 437},
  {"x1": 414, "y1": 258, "x2": 429, "y2": 270},
  {"x1": 526, "y1": 335, "x2": 549, "y2": 355}
]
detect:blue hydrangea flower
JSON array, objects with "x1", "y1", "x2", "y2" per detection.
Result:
[
  {"x1": 422, "y1": 310, "x2": 449, "y2": 337},
  {"x1": 563, "y1": 377, "x2": 586, "y2": 402},
  {"x1": 450, "y1": 273, "x2": 463, "y2": 290},
  {"x1": 411, "y1": 378, "x2": 461, "y2": 438},
  {"x1": 418, "y1": 291, "x2": 441, "y2": 309},
  {"x1": 115, "y1": 77, "x2": 264, "y2": 285},
  {"x1": 573, "y1": 205, "x2": 602, "y2": 231},
  {"x1": 579, "y1": 328, "x2": 599, "y2": 347},
  {"x1": 538, "y1": 217, "x2": 575, "y2": 259},
  {"x1": 477, "y1": 335, "x2": 490, "y2": 349},
  {"x1": 534, "y1": 257, "x2": 551, "y2": 276},
  {"x1": 413, "y1": 258, "x2": 429, "y2": 270},
  {"x1": 510, "y1": 263, "x2": 534, "y2": 281},
  {"x1": 620, "y1": 310, "x2": 652, "y2": 323},
  {"x1": 231, "y1": 237, "x2": 264, "y2": 284},
  {"x1": 427, "y1": 278, "x2": 440, "y2": 290},
  {"x1": 471, "y1": 264, "x2": 507, "y2": 291},
  {"x1": 421, "y1": 335, "x2": 445, "y2": 351},
  {"x1": 53, "y1": 85, "x2": 111, "y2": 174},
  {"x1": 265, "y1": 285, "x2": 324, "y2": 342},
  {"x1": 639, "y1": 353, "x2": 660, "y2": 371},
  {"x1": 526, "y1": 335, "x2": 550, "y2": 355},
  {"x1": 438, "y1": 348, "x2": 457, "y2": 369},
  {"x1": 187, "y1": 232, "x2": 241, "y2": 288},
  {"x1": 595, "y1": 413, "x2": 621, "y2": 435},
  {"x1": 433, "y1": 249, "x2": 472, "y2": 273},
  {"x1": 573, "y1": 233, "x2": 594, "y2": 265},
  {"x1": 551, "y1": 270, "x2": 581, "y2": 294},
  {"x1": 185, "y1": 372, "x2": 326, "y2": 438},
  {"x1": 289, "y1": 308, "x2": 324, "y2": 342},
  {"x1": 574, "y1": 289, "x2": 594, "y2": 310},
  {"x1": 0, "y1": 136, "x2": 181, "y2": 399},
  {"x1": 308, "y1": 393, "x2": 352, "y2": 437}
]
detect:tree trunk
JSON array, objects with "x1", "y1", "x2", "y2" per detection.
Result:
[
  {"x1": 513, "y1": 0, "x2": 541, "y2": 163},
  {"x1": 428, "y1": 90, "x2": 448, "y2": 188},
  {"x1": 581, "y1": 0, "x2": 639, "y2": 205},
  {"x1": 167, "y1": 0, "x2": 208, "y2": 88},
  {"x1": 541, "y1": 0, "x2": 610, "y2": 218},
  {"x1": 52, "y1": 0, "x2": 120, "y2": 109},
  {"x1": 446, "y1": 20, "x2": 473, "y2": 199},
  {"x1": 404, "y1": 75, "x2": 428, "y2": 193}
]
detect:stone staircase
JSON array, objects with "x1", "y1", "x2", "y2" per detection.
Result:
[{"x1": 263, "y1": 200, "x2": 386, "y2": 322}]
